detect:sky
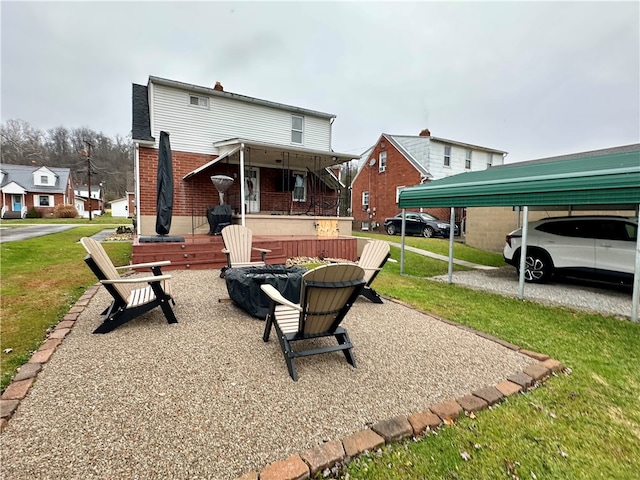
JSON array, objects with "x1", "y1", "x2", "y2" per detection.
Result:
[{"x1": 1, "y1": 1, "x2": 639, "y2": 163}]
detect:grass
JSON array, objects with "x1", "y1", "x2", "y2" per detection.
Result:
[
  {"x1": 340, "y1": 249, "x2": 640, "y2": 479},
  {"x1": 0, "y1": 226, "x2": 131, "y2": 389},
  {"x1": 354, "y1": 232, "x2": 506, "y2": 267},
  {"x1": 0, "y1": 212, "x2": 132, "y2": 225},
  {"x1": 1, "y1": 229, "x2": 638, "y2": 478}
]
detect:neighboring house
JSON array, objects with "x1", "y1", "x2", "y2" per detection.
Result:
[
  {"x1": 110, "y1": 192, "x2": 135, "y2": 218},
  {"x1": 465, "y1": 143, "x2": 640, "y2": 252},
  {"x1": 131, "y1": 76, "x2": 358, "y2": 237},
  {"x1": 74, "y1": 185, "x2": 103, "y2": 219},
  {"x1": 351, "y1": 129, "x2": 507, "y2": 232},
  {"x1": 0, "y1": 164, "x2": 74, "y2": 219}
]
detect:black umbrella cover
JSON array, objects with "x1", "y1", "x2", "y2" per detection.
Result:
[{"x1": 155, "y1": 131, "x2": 174, "y2": 235}]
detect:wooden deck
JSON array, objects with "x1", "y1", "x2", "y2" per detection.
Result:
[{"x1": 132, "y1": 234, "x2": 359, "y2": 271}]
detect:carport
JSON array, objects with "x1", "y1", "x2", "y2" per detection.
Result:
[{"x1": 397, "y1": 146, "x2": 640, "y2": 321}]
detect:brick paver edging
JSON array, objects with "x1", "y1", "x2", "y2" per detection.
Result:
[
  {"x1": 0, "y1": 289, "x2": 567, "y2": 480},
  {"x1": 237, "y1": 297, "x2": 568, "y2": 480},
  {"x1": 0, "y1": 284, "x2": 101, "y2": 432}
]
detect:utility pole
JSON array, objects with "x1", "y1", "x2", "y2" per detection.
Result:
[{"x1": 82, "y1": 140, "x2": 94, "y2": 221}]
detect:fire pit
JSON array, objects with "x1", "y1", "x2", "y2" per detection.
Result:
[{"x1": 224, "y1": 265, "x2": 307, "y2": 319}]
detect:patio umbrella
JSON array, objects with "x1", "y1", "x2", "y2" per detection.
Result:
[{"x1": 155, "y1": 131, "x2": 173, "y2": 236}]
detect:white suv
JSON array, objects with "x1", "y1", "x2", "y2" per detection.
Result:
[{"x1": 503, "y1": 216, "x2": 638, "y2": 284}]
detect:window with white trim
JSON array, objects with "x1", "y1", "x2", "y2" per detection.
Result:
[
  {"x1": 465, "y1": 149, "x2": 472, "y2": 169},
  {"x1": 292, "y1": 172, "x2": 306, "y2": 202},
  {"x1": 291, "y1": 115, "x2": 303, "y2": 144},
  {"x1": 41, "y1": 175, "x2": 48, "y2": 184},
  {"x1": 35, "y1": 195, "x2": 52, "y2": 207},
  {"x1": 189, "y1": 95, "x2": 209, "y2": 108},
  {"x1": 362, "y1": 191, "x2": 369, "y2": 210},
  {"x1": 361, "y1": 221, "x2": 370, "y2": 231},
  {"x1": 379, "y1": 151, "x2": 387, "y2": 172},
  {"x1": 444, "y1": 145, "x2": 451, "y2": 166},
  {"x1": 396, "y1": 186, "x2": 405, "y2": 204}
]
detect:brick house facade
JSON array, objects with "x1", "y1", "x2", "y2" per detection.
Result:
[{"x1": 351, "y1": 130, "x2": 507, "y2": 233}]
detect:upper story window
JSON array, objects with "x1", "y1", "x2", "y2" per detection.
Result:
[
  {"x1": 189, "y1": 95, "x2": 209, "y2": 108},
  {"x1": 379, "y1": 151, "x2": 387, "y2": 172},
  {"x1": 362, "y1": 191, "x2": 369, "y2": 210},
  {"x1": 396, "y1": 186, "x2": 405, "y2": 204},
  {"x1": 487, "y1": 153, "x2": 493, "y2": 168},
  {"x1": 444, "y1": 145, "x2": 451, "y2": 167},
  {"x1": 291, "y1": 115, "x2": 304, "y2": 144},
  {"x1": 465, "y1": 149, "x2": 472, "y2": 169},
  {"x1": 41, "y1": 175, "x2": 49, "y2": 184}
]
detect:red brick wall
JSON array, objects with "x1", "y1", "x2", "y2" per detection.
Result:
[
  {"x1": 351, "y1": 136, "x2": 422, "y2": 229},
  {"x1": 138, "y1": 147, "x2": 337, "y2": 217}
]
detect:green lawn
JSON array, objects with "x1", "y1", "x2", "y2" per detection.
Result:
[
  {"x1": 1, "y1": 230, "x2": 638, "y2": 479},
  {"x1": 0, "y1": 212, "x2": 132, "y2": 225},
  {"x1": 0, "y1": 226, "x2": 131, "y2": 389}
]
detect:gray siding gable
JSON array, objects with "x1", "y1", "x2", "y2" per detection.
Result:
[
  {"x1": 387, "y1": 135, "x2": 432, "y2": 177},
  {"x1": 0, "y1": 164, "x2": 70, "y2": 193}
]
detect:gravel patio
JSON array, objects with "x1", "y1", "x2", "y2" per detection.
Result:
[{"x1": 1, "y1": 270, "x2": 537, "y2": 480}]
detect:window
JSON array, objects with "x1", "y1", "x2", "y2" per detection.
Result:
[
  {"x1": 362, "y1": 191, "x2": 369, "y2": 210},
  {"x1": 37, "y1": 195, "x2": 50, "y2": 206},
  {"x1": 40, "y1": 175, "x2": 48, "y2": 184},
  {"x1": 379, "y1": 151, "x2": 387, "y2": 172},
  {"x1": 292, "y1": 172, "x2": 306, "y2": 202},
  {"x1": 291, "y1": 115, "x2": 303, "y2": 144},
  {"x1": 396, "y1": 186, "x2": 405, "y2": 204},
  {"x1": 189, "y1": 95, "x2": 208, "y2": 108},
  {"x1": 361, "y1": 221, "x2": 370, "y2": 231},
  {"x1": 444, "y1": 145, "x2": 451, "y2": 167},
  {"x1": 465, "y1": 150, "x2": 472, "y2": 169},
  {"x1": 487, "y1": 153, "x2": 493, "y2": 168}
]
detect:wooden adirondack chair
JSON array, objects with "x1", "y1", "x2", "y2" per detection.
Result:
[
  {"x1": 357, "y1": 240, "x2": 391, "y2": 303},
  {"x1": 261, "y1": 263, "x2": 365, "y2": 381},
  {"x1": 81, "y1": 237, "x2": 177, "y2": 334},
  {"x1": 221, "y1": 225, "x2": 271, "y2": 271}
]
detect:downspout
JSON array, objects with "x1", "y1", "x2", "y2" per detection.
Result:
[
  {"x1": 134, "y1": 143, "x2": 141, "y2": 235},
  {"x1": 400, "y1": 208, "x2": 407, "y2": 275},
  {"x1": 447, "y1": 206, "x2": 455, "y2": 283},
  {"x1": 239, "y1": 143, "x2": 246, "y2": 226}
]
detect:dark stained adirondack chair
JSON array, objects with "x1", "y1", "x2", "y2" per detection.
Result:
[
  {"x1": 261, "y1": 263, "x2": 365, "y2": 381},
  {"x1": 357, "y1": 240, "x2": 391, "y2": 304},
  {"x1": 81, "y1": 237, "x2": 177, "y2": 334}
]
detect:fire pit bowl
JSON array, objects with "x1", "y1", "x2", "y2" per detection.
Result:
[{"x1": 224, "y1": 265, "x2": 307, "y2": 319}]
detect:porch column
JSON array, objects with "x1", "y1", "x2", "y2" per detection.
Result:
[{"x1": 239, "y1": 143, "x2": 246, "y2": 227}]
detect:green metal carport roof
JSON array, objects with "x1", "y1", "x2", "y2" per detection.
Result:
[
  {"x1": 396, "y1": 145, "x2": 640, "y2": 322},
  {"x1": 399, "y1": 149, "x2": 640, "y2": 209}
]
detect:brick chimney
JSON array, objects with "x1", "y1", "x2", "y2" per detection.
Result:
[
  {"x1": 214, "y1": 81, "x2": 224, "y2": 91},
  {"x1": 419, "y1": 128, "x2": 431, "y2": 137}
]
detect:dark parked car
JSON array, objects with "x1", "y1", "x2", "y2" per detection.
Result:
[{"x1": 384, "y1": 212, "x2": 459, "y2": 238}]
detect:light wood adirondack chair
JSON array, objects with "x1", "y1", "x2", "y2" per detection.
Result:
[
  {"x1": 261, "y1": 263, "x2": 365, "y2": 381},
  {"x1": 357, "y1": 240, "x2": 391, "y2": 303},
  {"x1": 81, "y1": 237, "x2": 177, "y2": 334},
  {"x1": 221, "y1": 225, "x2": 271, "y2": 269}
]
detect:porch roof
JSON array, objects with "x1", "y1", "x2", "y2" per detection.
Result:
[{"x1": 183, "y1": 138, "x2": 357, "y2": 180}]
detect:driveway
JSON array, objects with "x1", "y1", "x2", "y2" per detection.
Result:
[{"x1": 0, "y1": 225, "x2": 77, "y2": 243}]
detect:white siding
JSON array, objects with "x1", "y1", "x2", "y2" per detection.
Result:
[
  {"x1": 428, "y1": 140, "x2": 503, "y2": 179},
  {"x1": 111, "y1": 198, "x2": 129, "y2": 217},
  {"x1": 151, "y1": 84, "x2": 331, "y2": 154}
]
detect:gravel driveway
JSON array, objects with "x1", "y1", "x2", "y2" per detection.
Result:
[
  {"x1": 431, "y1": 267, "x2": 634, "y2": 319},
  {"x1": 0, "y1": 270, "x2": 536, "y2": 480}
]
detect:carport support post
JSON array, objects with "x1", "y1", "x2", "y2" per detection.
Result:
[
  {"x1": 517, "y1": 206, "x2": 530, "y2": 301},
  {"x1": 400, "y1": 208, "x2": 406, "y2": 275},
  {"x1": 632, "y1": 206, "x2": 639, "y2": 323},
  {"x1": 447, "y1": 206, "x2": 455, "y2": 283}
]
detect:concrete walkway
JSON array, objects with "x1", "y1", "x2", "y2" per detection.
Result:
[{"x1": 386, "y1": 241, "x2": 499, "y2": 270}]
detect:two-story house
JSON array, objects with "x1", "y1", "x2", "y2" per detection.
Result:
[
  {"x1": 132, "y1": 76, "x2": 358, "y2": 237},
  {"x1": 351, "y1": 129, "x2": 507, "y2": 233},
  {"x1": 0, "y1": 164, "x2": 74, "y2": 218}
]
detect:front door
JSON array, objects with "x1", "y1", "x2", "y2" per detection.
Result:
[
  {"x1": 12, "y1": 194, "x2": 22, "y2": 212},
  {"x1": 244, "y1": 167, "x2": 260, "y2": 213}
]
